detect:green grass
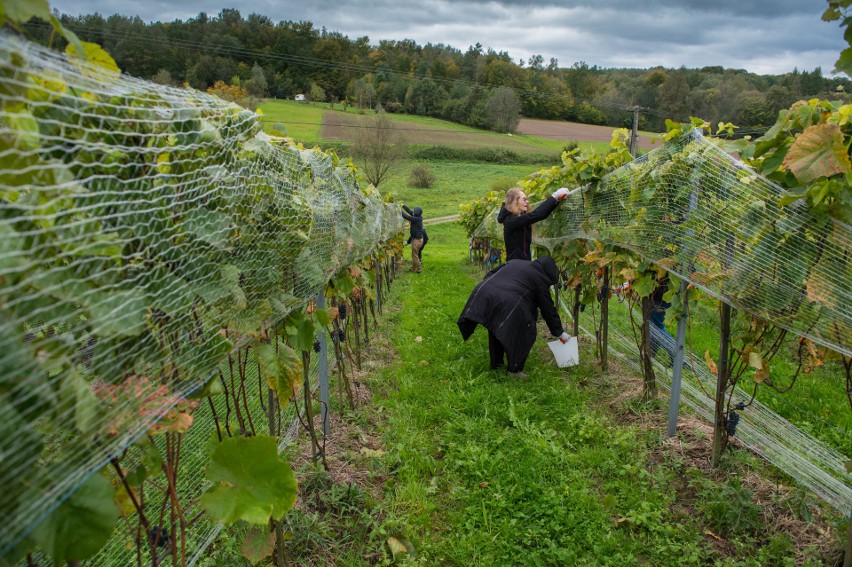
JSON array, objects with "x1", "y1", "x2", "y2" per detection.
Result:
[
  {"x1": 201, "y1": 223, "x2": 841, "y2": 566},
  {"x1": 257, "y1": 99, "x2": 325, "y2": 143},
  {"x1": 381, "y1": 161, "x2": 542, "y2": 217},
  {"x1": 257, "y1": 98, "x2": 604, "y2": 154},
  {"x1": 588, "y1": 288, "x2": 851, "y2": 459},
  {"x1": 671, "y1": 300, "x2": 851, "y2": 458},
  {"x1": 343, "y1": 222, "x2": 835, "y2": 566}
]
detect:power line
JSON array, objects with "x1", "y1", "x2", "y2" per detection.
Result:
[
  {"x1": 30, "y1": 18, "x2": 775, "y2": 134},
  {"x1": 35, "y1": 19, "x2": 643, "y2": 114}
]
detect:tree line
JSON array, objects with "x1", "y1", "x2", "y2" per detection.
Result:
[{"x1": 26, "y1": 8, "x2": 852, "y2": 133}]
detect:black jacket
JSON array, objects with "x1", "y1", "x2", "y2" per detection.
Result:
[
  {"x1": 457, "y1": 257, "x2": 565, "y2": 363},
  {"x1": 402, "y1": 204, "x2": 426, "y2": 240},
  {"x1": 497, "y1": 196, "x2": 559, "y2": 261}
]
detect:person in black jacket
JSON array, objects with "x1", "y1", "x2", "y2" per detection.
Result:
[
  {"x1": 401, "y1": 204, "x2": 427, "y2": 273},
  {"x1": 457, "y1": 256, "x2": 570, "y2": 378},
  {"x1": 497, "y1": 186, "x2": 578, "y2": 261}
]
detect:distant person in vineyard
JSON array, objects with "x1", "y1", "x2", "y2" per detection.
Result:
[
  {"x1": 401, "y1": 203, "x2": 427, "y2": 273},
  {"x1": 649, "y1": 273, "x2": 675, "y2": 365},
  {"x1": 498, "y1": 186, "x2": 577, "y2": 261},
  {"x1": 615, "y1": 271, "x2": 675, "y2": 366},
  {"x1": 457, "y1": 256, "x2": 570, "y2": 379}
]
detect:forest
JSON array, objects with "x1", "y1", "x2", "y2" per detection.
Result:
[{"x1": 25, "y1": 8, "x2": 852, "y2": 133}]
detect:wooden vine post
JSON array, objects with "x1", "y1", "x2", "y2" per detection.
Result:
[
  {"x1": 572, "y1": 284, "x2": 581, "y2": 337},
  {"x1": 639, "y1": 295, "x2": 657, "y2": 401},
  {"x1": 600, "y1": 267, "x2": 610, "y2": 371},
  {"x1": 712, "y1": 235, "x2": 735, "y2": 467}
]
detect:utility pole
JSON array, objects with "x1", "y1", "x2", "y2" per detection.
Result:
[{"x1": 629, "y1": 106, "x2": 641, "y2": 157}]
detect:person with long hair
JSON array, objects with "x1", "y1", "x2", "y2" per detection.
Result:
[{"x1": 497, "y1": 186, "x2": 576, "y2": 261}]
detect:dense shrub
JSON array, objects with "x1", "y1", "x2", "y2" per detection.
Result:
[
  {"x1": 490, "y1": 176, "x2": 519, "y2": 193},
  {"x1": 408, "y1": 165, "x2": 437, "y2": 188},
  {"x1": 562, "y1": 140, "x2": 579, "y2": 153}
]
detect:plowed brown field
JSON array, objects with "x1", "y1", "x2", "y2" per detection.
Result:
[
  {"x1": 321, "y1": 112, "x2": 542, "y2": 151},
  {"x1": 321, "y1": 112, "x2": 661, "y2": 151},
  {"x1": 517, "y1": 118, "x2": 660, "y2": 151}
]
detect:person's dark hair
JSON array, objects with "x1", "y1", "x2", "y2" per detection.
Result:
[{"x1": 533, "y1": 256, "x2": 559, "y2": 285}]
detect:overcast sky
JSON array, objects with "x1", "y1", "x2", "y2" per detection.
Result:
[{"x1": 50, "y1": 0, "x2": 846, "y2": 76}]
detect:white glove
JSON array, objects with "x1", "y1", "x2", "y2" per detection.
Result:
[
  {"x1": 558, "y1": 332, "x2": 570, "y2": 344},
  {"x1": 552, "y1": 187, "x2": 571, "y2": 200}
]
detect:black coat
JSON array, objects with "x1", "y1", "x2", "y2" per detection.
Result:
[
  {"x1": 497, "y1": 196, "x2": 559, "y2": 261},
  {"x1": 458, "y1": 258, "x2": 565, "y2": 363},
  {"x1": 401, "y1": 204, "x2": 426, "y2": 239}
]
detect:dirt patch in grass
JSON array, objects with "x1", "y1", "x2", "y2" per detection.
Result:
[{"x1": 517, "y1": 118, "x2": 661, "y2": 151}]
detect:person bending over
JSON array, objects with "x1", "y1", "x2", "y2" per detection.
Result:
[{"x1": 457, "y1": 256, "x2": 570, "y2": 378}]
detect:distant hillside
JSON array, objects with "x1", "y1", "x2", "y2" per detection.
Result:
[{"x1": 41, "y1": 9, "x2": 850, "y2": 135}]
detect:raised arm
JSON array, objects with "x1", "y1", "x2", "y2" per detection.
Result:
[{"x1": 500, "y1": 196, "x2": 560, "y2": 231}]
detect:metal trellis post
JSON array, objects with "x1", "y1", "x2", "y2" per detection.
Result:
[{"x1": 666, "y1": 184, "x2": 699, "y2": 437}]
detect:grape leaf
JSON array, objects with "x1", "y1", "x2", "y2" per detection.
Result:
[
  {"x1": 184, "y1": 208, "x2": 233, "y2": 249},
  {"x1": 84, "y1": 289, "x2": 148, "y2": 338},
  {"x1": 0, "y1": 0, "x2": 50, "y2": 26},
  {"x1": 241, "y1": 525, "x2": 276, "y2": 563},
  {"x1": 255, "y1": 341, "x2": 302, "y2": 402},
  {"x1": 31, "y1": 473, "x2": 119, "y2": 564},
  {"x1": 782, "y1": 123, "x2": 852, "y2": 183},
  {"x1": 65, "y1": 41, "x2": 120, "y2": 76},
  {"x1": 201, "y1": 435, "x2": 297, "y2": 525}
]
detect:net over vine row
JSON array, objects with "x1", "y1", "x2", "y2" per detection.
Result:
[
  {"x1": 476, "y1": 129, "x2": 850, "y2": 358},
  {"x1": 558, "y1": 295, "x2": 852, "y2": 515},
  {"x1": 0, "y1": 32, "x2": 403, "y2": 555},
  {"x1": 473, "y1": 130, "x2": 851, "y2": 512}
]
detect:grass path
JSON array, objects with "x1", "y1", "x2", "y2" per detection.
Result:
[
  {"x1": 260, "y1": 222, "x2": 839, "y2": 567},
  {"x1": 370, "y1": 222, "x2": 702, "y2": 565}
]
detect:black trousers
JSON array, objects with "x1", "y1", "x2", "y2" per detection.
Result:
[{"x1": 488, "y1": 330, "x2": 527, "y2": 372}]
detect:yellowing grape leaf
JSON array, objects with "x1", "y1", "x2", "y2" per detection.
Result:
[
  {"x1": 704, "y1": 350, "x2": 718, "y2": 374},
  {"x1": 806, "y1": 274, "x2": 835, "y2": 308},
  {"x1": 747, "y1": 351, "x2": 762, "y2": 370},
  {"x1": 754, "y1": 359, "x2": 771, "y2": 384},
  {"x1": 386, "y1": 536, "x2": 407, "y2": 558},
  {"x1": 255, "y1": 342, "x2": 302, "y2": 403},
  {"x1": 782, "y1": 123, "x2": 852, "y2": 183},
  {"x1": 66, "y1": 41, "x2": 120, "y2": 76},
  {"x1": 241, "y1": 525, "x2": 276, "y2": 564},
  {"x1": 386, "y1": 536, "x2": 416, "y2": 559}
]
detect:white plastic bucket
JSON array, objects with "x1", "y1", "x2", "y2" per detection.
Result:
[{"x1": 548, "y1": 337, "x2": 579, "y2": 368}]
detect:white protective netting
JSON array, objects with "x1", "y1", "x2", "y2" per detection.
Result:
[
  {"x1": 0, "y1": 31, "x2": 403, "y2": 559},
  {"x1": 475, "y1": 130, "x2": 851, "y2": 514},
  {"x1": 477, "y1": 130, "x2": 850, "y2": 357}
]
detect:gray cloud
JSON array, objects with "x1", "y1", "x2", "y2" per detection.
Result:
[{"x1": 51, "y1": 0, "x2": 846, "y2": 75}]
